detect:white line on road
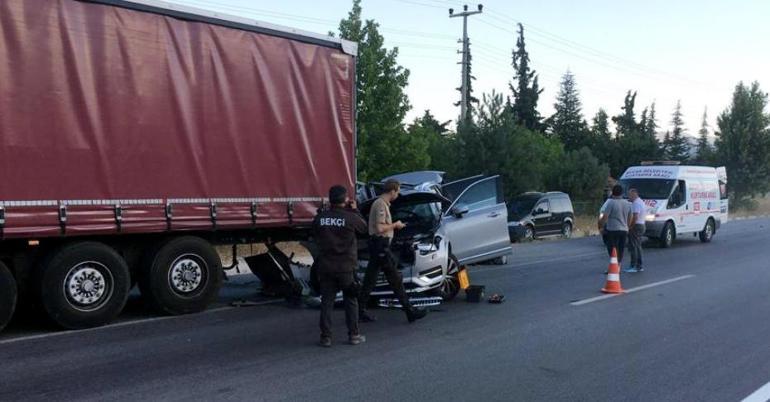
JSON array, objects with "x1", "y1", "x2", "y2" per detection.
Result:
[
  {"x1": 0, "y1": 299, "x2": 285, "y2": 346},
  {"x1": 570, "y1": 275, "x2": 696, "y2": 306},
  {"x1": 742, "y1": 381, "x2": 770, "y2": 402}
]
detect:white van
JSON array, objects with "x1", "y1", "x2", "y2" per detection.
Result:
[{"x1": 618, "y1": 162, "x2": 728, "y2": 248}]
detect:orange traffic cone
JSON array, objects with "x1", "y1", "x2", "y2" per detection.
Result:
[{"x1": 601, "y1": 248, "x2": 624, "y2": 294}]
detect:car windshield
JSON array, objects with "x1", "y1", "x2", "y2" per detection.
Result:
[
  {"x1": 508, "y1": 197, "x2": 539, "y2": 218},
  {"x1": 619, "y1": 178, "x2": 676, "y2": 199}
]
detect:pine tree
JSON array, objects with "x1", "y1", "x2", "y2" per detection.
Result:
[
  {"x1": 549, "y1": 70, "x2": 589, "y2": 151},
  {"x1": 667, "y1": 100, "x2": 690, "y2": 161},
  {"x1": 662, "y1": 131, "x2": 671, "y2": 158},
  {"x1": 612, "y1": 91, "x2": 639, "y2": 137},
  {"x1": 645, "y1": 102, "x2": 659, "y2": 140},
  {"x1": 338, "y1": 0, "x2": 420, "y2": 180},
  {"x1": 695, "y1": 107, "x2": 713, "y2": 164},
  {"x1": 508, "y1": 23, "x2": 543, "y2": 131},
  {"x1": 611, "y1": 92, "x2": 661, "y2": 175},
  {"x1": 715, "y1": 81, "x2": 770, "y2": 204},
  {"x1": 590, "y1": 108, "x2": 616, "y2": 176}
]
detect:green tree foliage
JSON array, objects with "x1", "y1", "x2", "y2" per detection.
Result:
[
  {"x1": 338, "y1": 0, "x2": 420, "y2": 181},
  {"x1": 643, "y1": 102, "x2": 659, "y2": 140},
  {"x1": 608, "y1": 92, "x2": 661, "y2": 177},
  {"x1": 549, "y1": 71, "x2": 590, "y2": 150},
  {"x1": 408, "y1": 110, "x2": 455, "y2": 174},
  {"x1": 612, "y1": 91, "x2": 639, "y2": 137},
  {"x1": 547, "y1": 147, "x2": 610, "y2": 202},
  {"x1": 508, "y1": 24, "x2": 543, "y2": 131},
  {"x1": 666, "y1": 100, "x2": 690, "y2": 161},
  {"x1": 715, "y1": 82, "x2": 770, "y2": 204},
  {"x1": 454, "y1": 92, "x2": 561, "y2": 199},
  {"x1": 695, "y1": 107, "x2": 713, "y2": 164}
]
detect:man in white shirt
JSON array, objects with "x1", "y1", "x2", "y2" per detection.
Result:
[{"x1": 626, "y1": 188, "x2": 646, "y2": 272}]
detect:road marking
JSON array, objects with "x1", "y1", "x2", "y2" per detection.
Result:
[
  {"x1": 0, "y1": 299, "x2": 284, "y2": 346},
  {"x1": 742, "y1": 381, "x2": 770, "y2": 402},
  {"x1": 570, "y1": 275, "x2": 695, "y2": 306}
]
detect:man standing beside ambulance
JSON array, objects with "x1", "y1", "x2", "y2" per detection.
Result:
[{"x1": 626, "y1": 188, "x2": 646, "y2": 273}]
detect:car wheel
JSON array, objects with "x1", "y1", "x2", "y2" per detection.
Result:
[
  {"x1": 524, "y1": 225, "x2": 535, "y2": 242},
  {"x1": 699, "y1": 218, "x2": 715, "y2": 243},
  {"x1": 138, "y1": 236, "x2": 222, "y2": 315},
  {"x1": 0, "y1": 261, "x2": 17, "y2": 332},
  {"x1": 38, "y1": 242, "x2": 131, "y2": 329},
  {"x1": 435, "y1": 254, "x2": 461, "y2": 301},
  {"x1": 561, "y1": 222, "x2": 573, "y2": 239},
  {"x1": 660, "y1": 222, "x2": 675, "y2": 248}
]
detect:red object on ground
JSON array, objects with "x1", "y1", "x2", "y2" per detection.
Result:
[
  {"x1": 601, "y1": 248, "x2": 624, "y2": 294},
  {"x1": 0, "y1": 0, "x2": 356, "y2": 238}
]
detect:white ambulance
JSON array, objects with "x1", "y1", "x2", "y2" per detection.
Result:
[{"x1": 618, "y1": 162, "x2": 728, "y2": 248}]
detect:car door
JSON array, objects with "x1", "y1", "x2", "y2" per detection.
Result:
[
  {"x1": 667, "y1": 180, "x2": 688, "y2": 232},
  {"x1": 440, "y1": 176, "x2": 511, "y2": 265},
  {"x1": 531, "y1": 199, "x2": 553, "y2": 234}
]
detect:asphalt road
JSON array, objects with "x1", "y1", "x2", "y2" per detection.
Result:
[{"x1": 2, "y1": 218, "x2": 770, "y2": 402}]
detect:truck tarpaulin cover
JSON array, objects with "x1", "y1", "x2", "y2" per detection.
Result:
[{"x1": 0, "y1": 0, "x2": 356, "y2": 238}]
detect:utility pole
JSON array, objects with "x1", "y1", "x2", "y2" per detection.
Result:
[{"x1": 449, "y1": 4, "x2": 483, "y2": 122}]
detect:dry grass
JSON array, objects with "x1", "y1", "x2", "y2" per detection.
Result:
[
  {"x1": 572, "y1": 214, "x2": 601, "y2": 238},
  {"x1": 731, "y1": 196, "x2": 770, "y2": 218}
]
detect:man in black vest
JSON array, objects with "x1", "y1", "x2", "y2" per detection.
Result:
[{"x1": 312, "y1": 185, "x2": 368, "y2": 347}]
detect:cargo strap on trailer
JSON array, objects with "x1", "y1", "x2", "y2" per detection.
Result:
[
  {"x1": 114, "y1": 204, "x2": 123, "y2": 232},
  {"x1": 58, "y1": 204, "x2": 67, "y2": 235},
  {"x1": 165, "y1": 202, "x2": 173, "y2": 231}
]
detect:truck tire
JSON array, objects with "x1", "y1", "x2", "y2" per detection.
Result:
[
  {"x1": 138, "y1": 236, "x2": 222, "y2": 315},
  {"x1": 0, "y1": 261, "x2": 17, "y2": 332},
  {"x1": 660, "y1": 222, "x2": 675, "y2": 248},
  {"x1": 39, "y1": 242, "x2": 130, "y2": 329},
  {"x1": 699, "y1": 218, "x2": 715, "y2": 243}
]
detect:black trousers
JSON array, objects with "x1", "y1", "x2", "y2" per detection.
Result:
[
  {"x1": 359, "y1": 237, "x2": 413, "y2": 316},
  {"x1": 604, "y1": 230, "x2": 628, "y2": 263},
  {"x1": 319, "y1": 271, "x2": 359, "y2": 339}
]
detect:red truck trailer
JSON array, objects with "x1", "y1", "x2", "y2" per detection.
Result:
[{"x1": 0, "y1": 0, "x2": 357, "y2": 332}]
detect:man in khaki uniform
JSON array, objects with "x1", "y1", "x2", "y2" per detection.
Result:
[{"x1": 359, "y1": 179, "x2": 427, "y2": 323}]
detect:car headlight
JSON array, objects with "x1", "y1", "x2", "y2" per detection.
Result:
[{"x1": 414, "y1": 237, "x2": 440, "y2": 255}]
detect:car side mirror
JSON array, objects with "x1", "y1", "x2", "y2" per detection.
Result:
[
  {"x1": 534, "y1": 208, "x2": 545, "y2": 216},
  {"x1": 451, "y1": 204, "x2": 470, "y2": 218}
]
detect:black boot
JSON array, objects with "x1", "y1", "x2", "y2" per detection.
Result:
[
  {"x1": 406, "y1": 308, "x2": 427, "y2": 323},
  {"x1": 359, "y1": 310, "x2": 377, "y2": 323}
]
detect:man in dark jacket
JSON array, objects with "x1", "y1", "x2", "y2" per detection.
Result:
[{"x1": 313, "y1": 185, "x2": 368, "y2": 347}]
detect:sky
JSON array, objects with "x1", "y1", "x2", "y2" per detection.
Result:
[{"x1": 168, "y1": 0, "x2": 770, "y2": 138}]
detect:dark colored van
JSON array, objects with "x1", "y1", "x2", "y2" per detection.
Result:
[{"x1": 507, "y1": 192, "x2": 575, "y2": 242}]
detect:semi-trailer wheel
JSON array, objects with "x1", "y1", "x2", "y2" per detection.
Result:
[
  {"x1": 138, "y1": 236, "x2": 222, "y2": 315},
  {"x1": 0, "y1": 261, "x2": 17, "y2": 332},
  {"x1": 39, "y1": 242, "x2": 131, "y2": 329}
]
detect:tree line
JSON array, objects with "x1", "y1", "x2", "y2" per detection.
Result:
[{"x1": 337, "y1": 1, "x2": 770, "y2": 208}]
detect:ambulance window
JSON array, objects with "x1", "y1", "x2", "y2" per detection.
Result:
[
  {"x1": 719, "y1": 180, "x2": 728, "y2": 200},
  {"x1": 668, "y1": 180, "x2": 686, "y2": 209}
]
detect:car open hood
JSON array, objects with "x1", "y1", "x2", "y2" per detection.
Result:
[
  {"x1": 382, "y1": 171, "x2": 445, "y2": 187},
  {"x1": 360, "y1": 191, "x2": 451, "y2": 213}
]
